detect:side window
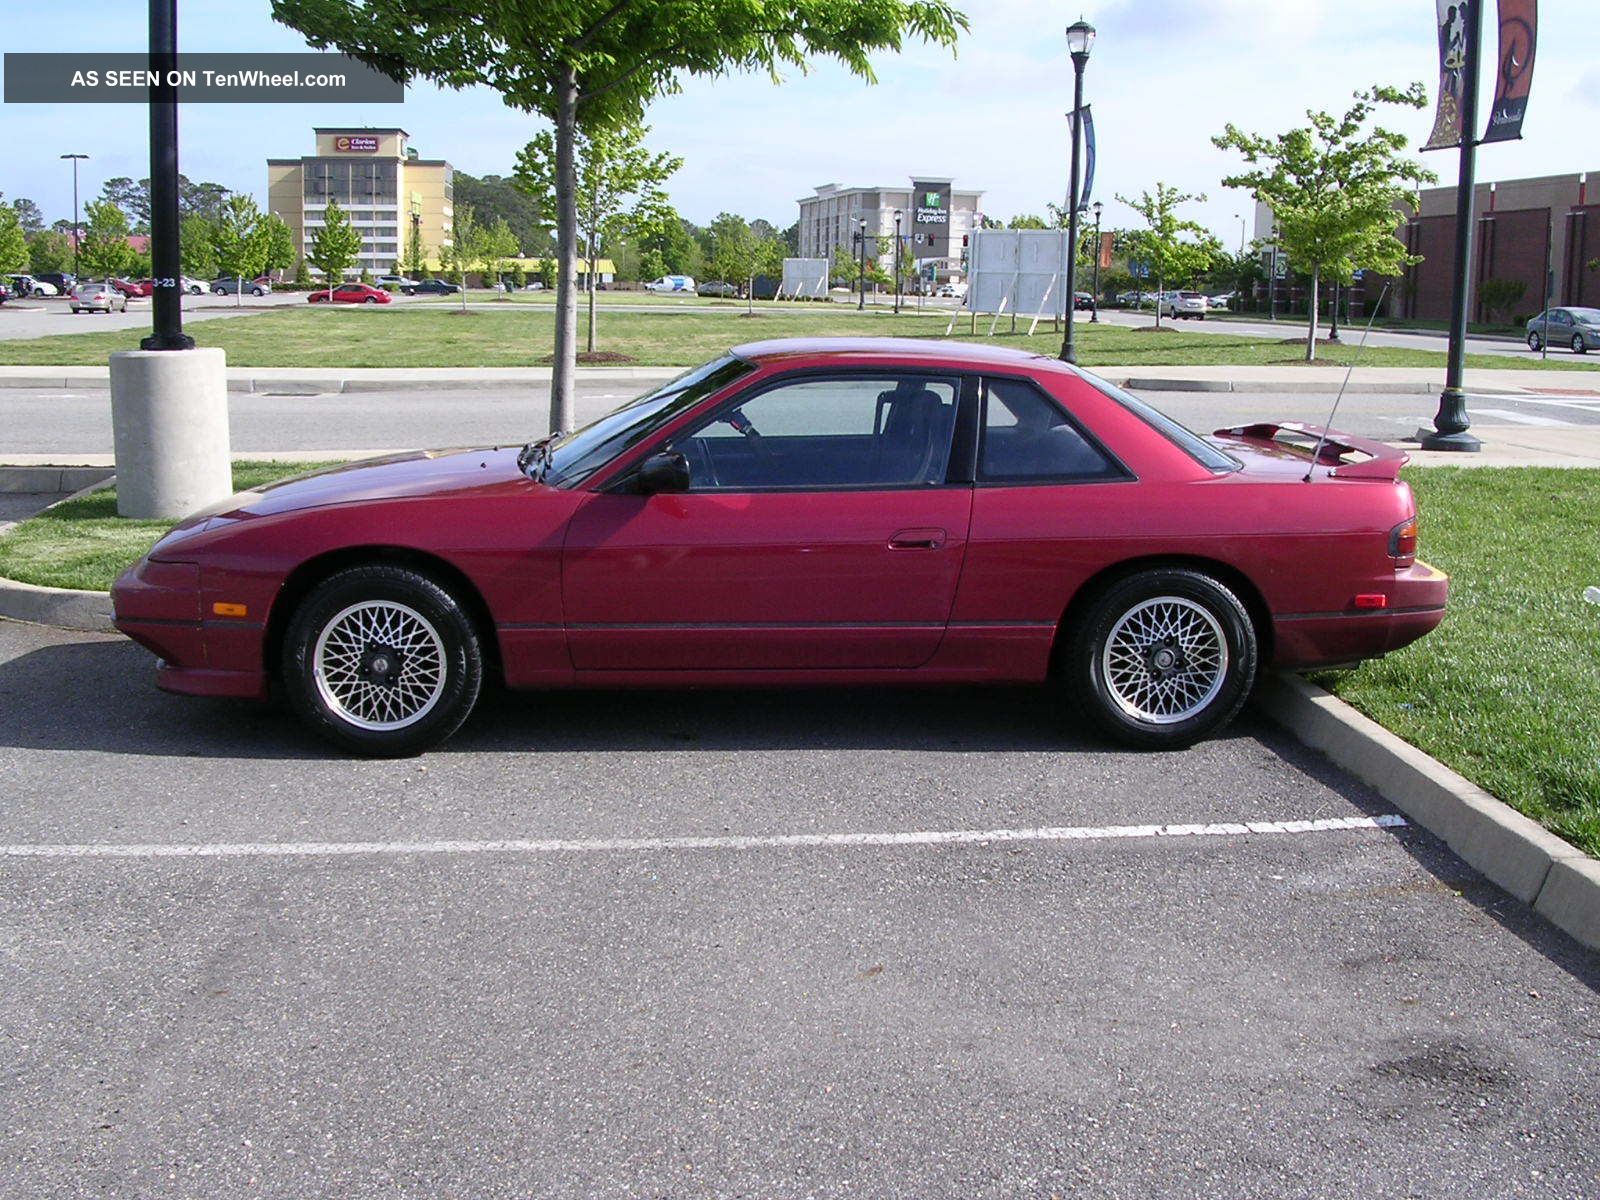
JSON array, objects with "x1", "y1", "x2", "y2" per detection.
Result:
[
  {"x1": 1554, "y1": 310, "x2": 1573, "y2": 326},
  {"x1": 676, "y1": 374, "x2": 959, "y2": 491},
  {"x1": 978, "y1": 377, "x2": 1121, "y2": 484}
]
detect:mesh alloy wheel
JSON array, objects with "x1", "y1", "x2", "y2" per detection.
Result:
[
  {"x1": 312, "y1": 600, "x2": 448, "y2": 731},
  {"x1": 1101, "y1": 596, "x2": 1229, "y2": 725}
]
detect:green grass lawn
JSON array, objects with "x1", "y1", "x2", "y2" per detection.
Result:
[
  {"x1": 1, "y1": 304, "x2": 1595, "y2": 371},
  {"x1": 0, "y1": 462, "x2": 333, "y2": 592},
  {"x1": 1321, "y1": 467, "x2": 1600, "y2": 857}
]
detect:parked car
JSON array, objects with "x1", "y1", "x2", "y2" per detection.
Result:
[
  {"x1": 0, "y1": 281, "x2": 11, "y2": 305},
  {"x1": 212, "y1": 276, "x2": 270, "y2": 297},
  {"x1": 376, "y1": 274, "x2": 419, "y2": 292},
  {"x1": 307, "y1": 282, "x2": 393, "y2": 305},
  {"x1": 1526, "y1": 307, "x2": 1600, "y2": 355},
  {"x1": 697, "y1": 280, "x2": 739, "y2": 298},
  {"x1": 112, "y1": 338, "x2": 1446, "y2": 757},
  {"x1": 10, "y1": 274, "x2": 57, "y2": 297},
  {"x1": 109, "y1": 278, "x2": 151, "y2": 298},
  {"x1": 1074, "y1": 292, "x2": 1094, "y2": 311},
  {"x1": 180, "y1": 276, "x2": 208, "y2": 295},
  {"x1": 1208, "y1": 294, "x2": 1233, "y2": 311},
  {"x1": 69, "y1": 281, "x2": 129, "y2": 314},
  {"x1": 644, "y1": 275, "x2": 695, "y2": 293},
  {"x1": 35, "y1": 272, "x2": 75, "y2": 295},
  {"x1": 409, "y1": 278, "x2": 461, "y2": 296},
  {"x1": 524, "y1": 281, "x2": 546, "y2": 291},
  {"x1": 1160, "y1": 291, "x2": 1209, "y2": 320}
]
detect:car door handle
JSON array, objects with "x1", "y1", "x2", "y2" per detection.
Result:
[{"x1": 888, "y1": 527, "x2": 946, "y2": 550}]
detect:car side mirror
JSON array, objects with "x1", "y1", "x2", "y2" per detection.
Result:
[{"x1": 634, "y1": 451, "x2": 691, "y2": 495}]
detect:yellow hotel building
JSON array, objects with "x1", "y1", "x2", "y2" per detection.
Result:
[{"x1": 267, "y1": 128, "x2": 453, "y2": 277}]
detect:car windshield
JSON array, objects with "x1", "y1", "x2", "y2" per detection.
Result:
[
  {"x1": 541, "y1": 355, "x2": 756, "y2": 486},
  {"x1": 1080, "y1": 373, "x2": 1240, "y2": 473},
  {"x1": 1570, "y1": 309, "x2": 1600, "y2": 324}
]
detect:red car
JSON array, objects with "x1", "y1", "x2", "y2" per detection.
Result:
[
  {"x1": 308, "y1": 282, "x2": 393, "y2": 305},
  {"x1": 112, "y1": 278, "x2": 154, "y2": 298},
  {"x1": 112, "y1": 338, "x2": 1447, "y2": 756}
]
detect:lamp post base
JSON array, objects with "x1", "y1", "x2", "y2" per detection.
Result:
[
  {"x1": 1415, "y1": 428, "x2": 1482, "y2": 451},
  {"x1": 1415, "y1": 386, "x2": 1482, "y2": 452}
]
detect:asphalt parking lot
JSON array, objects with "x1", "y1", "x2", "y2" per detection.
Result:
[{"x1": 2, "y1": 618, "x2": 1596, "y2": 1198}]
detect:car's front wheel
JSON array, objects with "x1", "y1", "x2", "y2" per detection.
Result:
[
  {"x1": 282, "y1": 564, "x2": 484, "y2": 756},
  {"x1": 1064, "y1": 568, "x2": 1257, "y2": 749},
  {"x1": 1573, "y1": 334, "x2": 1588, "y2": 355}
]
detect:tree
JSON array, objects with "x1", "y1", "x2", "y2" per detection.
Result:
[
  {"x1": 179, "y1": 214, "x2": 219, "y2": 280},
  {"x1": 261, "y1": 213, "x2": 297, "y2": 279},
  {"x1": 829, "y1": 240, "x2": 859, "y2": 288},
  {"x1": 1478, "y1": 277, "x2": 1527, "y2": 326},
  {"x1": 10, "y1": 197, "x2": 45, "y2": 235},
  {"x1": 211, "y1": 194, "x2": 270, "y2": 301},
  {"x1": 515, "y1": 118, "x2": 681, "y2": 348},
  {"x1": 307, "y1": 198, "x2": 362, "y2": 300},
  {"x1": 1213, "y1": 84, "x2": 1436, "y2": 361},
  {"x1": 479, "y1": 215, "x2": 520, "y2": 298},
  {"x1": 77, "y1": 199, "x2": 136, "y2": 280},
  {"x1": 0, "y1": 205, "x2": 28, "y2": 275},
  {"x1": 293, "y1": 255, "x2": 314, "y2": 288},
  {"x1": 634, "y1": 205, "x2": 698, "y2": 277},
  {"x1": 441, "y1": 203, "x2": 483, "y2": 310},
  {"x1": 25, "y1": 230, "x2": 72, "y2": 274},
  {"x1": 453, "y1": 172, "x2": 552, "y2": 255},
  {"x1": 1008, "y1": 214, "x2": 1049, "y2": 230},
  {"x1": 1116, "y1": 184, "x2": 1216, "y2": 330},
  {"x1": 404, "y1": 215, "x2": 427, "y2": 276},
  {"x1": 271, "y1": 0, "x2": 966, "y2": 433},
  {"x1": 99, "y1": 177, "x2": 152, "y2": 234}
]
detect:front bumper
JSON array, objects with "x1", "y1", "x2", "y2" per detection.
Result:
[
  {"x1": 111, "y1": 558, "x2": 270, "y2": 701},
  {"x1": 1272, "y1": 560, "x2": 1449, "y2": 669}
]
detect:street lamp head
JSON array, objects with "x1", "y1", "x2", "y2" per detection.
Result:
[
  {"x1": 61, "y1": 152, "x2": 89, "y2": 160},
  {"x1": 1092, "y1": 201, "x2": 1103, "y2": 218},
  {"x1": 1065, "y1": 18, "x2": 1096, "y2": 61}
]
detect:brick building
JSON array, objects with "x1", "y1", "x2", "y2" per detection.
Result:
[{"x1": 1252, "y1": 170, "x2": 1599, "y2": 322}]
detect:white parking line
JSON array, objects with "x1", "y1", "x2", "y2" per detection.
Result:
[
  {"x1": 0, "y1": 814, "x2": 1406, "y2": 860},
  {"x1": 1475, "y1": 408, "x2": 1576, "y2": 427}
]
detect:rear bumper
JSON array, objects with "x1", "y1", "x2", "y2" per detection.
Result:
[{"x1": 1272, "y1": 560, "x2": 1449, "y2": 670}]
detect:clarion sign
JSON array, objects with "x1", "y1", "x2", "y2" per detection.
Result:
[{"x1": 335, "y1": 134, "x2": 380, "y2": 152}]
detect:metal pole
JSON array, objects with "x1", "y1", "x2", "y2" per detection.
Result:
[
  {"x1": 1090, "y1": 204, "x2": 1102, "y2": 323},
  {"x1": 141, "y1": 0, "x2": 192, "y2": 350},
  {"x1": 1059, "y1": 55, "x2": 1086, "y2": 363},
  {"x1": 1419, "y1": 0, "x2": 1484, "y2": 451},
  {"x1": 1329, "y1": 279, "x2": 1341, "y2": 342},
  {"x1": 856, "y1": 221, "x2": 866, "y2": 311},
  {"x1": 67, "y1": 156, "x2": 84, "y2": 278},
  {"x1": 893, "y1": 212, "x2": 902, "y2": 314},
  {"x1": 1268, "y1": 227, "x2": 1279, "y2": 322}
]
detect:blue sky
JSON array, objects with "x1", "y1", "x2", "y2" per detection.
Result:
[{"x1": 3, "y1": 0, "x2": 1597, "y2": 242}]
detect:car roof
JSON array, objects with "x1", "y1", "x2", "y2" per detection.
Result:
[{"x1": 730, "y1": 336, "x2": 1077, "y2": 377}]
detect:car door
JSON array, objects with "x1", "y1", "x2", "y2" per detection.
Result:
[{"x1": 561, "y1": 370, "x2": 974, "y2": 671}]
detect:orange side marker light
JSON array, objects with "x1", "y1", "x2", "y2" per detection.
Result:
[{"x1": 212, "y1": 602, "x2": 248, "y2": 618}]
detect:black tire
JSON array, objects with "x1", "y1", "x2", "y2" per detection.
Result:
[
  {"x1": 281, "y1": 564, "x2": 483, "y2": 757},
  {"x1": 252, "y1": 287, "x2": 265, "y2": 297},
  {"x1": 364, "y1": 296, "x2": 378, "y2": 304},
  {"x1": 1063, "y1": 567, "x2": 1257, "y2": 749},
  {"x1": 1528, "y1": 331, "x2": 1542, "y2": 352},
  {"x1": 1573, "y1": 335, "x2": 1587, "y2": 356}
]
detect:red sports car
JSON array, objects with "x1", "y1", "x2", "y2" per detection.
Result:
[
  {"x1": 308, "y1": 283, "x2": 393, "y2": 305},
  {"x1": 111, "y1": 278, "x2": 153, "y2": 298},
  {"x1": 112, "y1": 339, "x2": 1446, "y2": 756}
]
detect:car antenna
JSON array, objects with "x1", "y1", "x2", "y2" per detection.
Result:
[{"x1": 1305, "y1": 282, "x2": 1392, "y2": 483}]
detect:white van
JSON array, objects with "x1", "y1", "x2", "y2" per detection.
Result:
[{"x1": 644, "y1": 275, "x2": 695, "y2": 293}]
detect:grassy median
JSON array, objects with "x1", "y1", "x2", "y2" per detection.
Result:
[
  {"x1": 1322, "y1": 467, "x2": 1600, "y2": 857},
  {"x1": 0, "y1": 304, "x2": 1595, "y2": 371},
  {"x1": 0, "y1": 462, "x2": 334, "y2": 592}
]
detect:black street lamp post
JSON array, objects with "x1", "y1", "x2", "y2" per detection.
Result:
[
  {"x1": 1267, "y1": 224, "x2": 1280, "y2": 322},
  {"x1": 141, "y1": 0, "x2": 192, "y2": 350},
  {"x1": 855, "y1": 218, "x2": 867, "y2": 311},
  {"x1": 1058, "y1": 17, "x2": 1096, "y2": 364},
  {"x1": 61, "y1": 153, "x2": 88, "y2": 279},
  {"x1": 893, "y1": 209, "x2": 903, "y2": 315},
  {"x1": 1418, "y1": 0, "x2": 1484, "y2": 451},
  {"x1": 1089, "y1": 200, "x2": 1103, "y2": 323}
]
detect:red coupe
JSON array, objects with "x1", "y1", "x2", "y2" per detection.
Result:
[
  {"x1": 113, "y1": 339, "x2": 1446, "y2": 756},
  {"x1": 308, "y1": 283, "x2": 393, "y2": 305}
]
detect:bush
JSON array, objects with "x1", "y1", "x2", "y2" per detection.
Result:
[{"x1": 1479, "y1": 277, "x2": 1526, "y2": 325}]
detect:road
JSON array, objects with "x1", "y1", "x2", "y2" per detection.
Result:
[
  {"x1": 0, "y1": 618, "x2": 1595, "y2": 1197},
  {"x1": 3, "y1": 382, "x2": 1599, "y2": 457}
]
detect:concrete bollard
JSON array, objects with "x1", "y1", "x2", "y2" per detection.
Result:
[{"x1": 109, "y1": 348, "x2": 233, "y2": 519}]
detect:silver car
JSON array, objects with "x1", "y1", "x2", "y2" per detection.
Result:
[
  {"x1": 69, "y1": 282, "x2": 128, "y2": 314},
  {"x1": 1527, "y1": 307, "x2": 1600, "y2": 355},
  {"x1": 1160, "y1": 290, "x2": 1209, "y2": 320}
]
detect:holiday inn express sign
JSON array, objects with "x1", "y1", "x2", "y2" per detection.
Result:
[{"x1": 911, "y1": 178, "x2": 952, "y2": 259}]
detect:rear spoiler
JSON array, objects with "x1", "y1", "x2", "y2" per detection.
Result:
[{"x1": 1214, "y1": 422, "x2": 1410, "y2": 481}]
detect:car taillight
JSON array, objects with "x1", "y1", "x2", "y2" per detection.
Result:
[{"x1": 1388, "y1": 515, "x2": 1418, "y2": 566}]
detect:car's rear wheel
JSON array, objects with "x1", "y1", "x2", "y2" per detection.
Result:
[
  {"x1": 1528, "y1": 331, "x2": 1542, "y2": 352},
  {"x1": 1064, "y1": 568, "x2": 1257, "y2": 749},
  {"x1": 282, "y1": 564, "x2": 483, "y2": 757},
  {"x1": 1573, "y1": 334, "x2": 1587, "y2": 355},
  {"x1": 364, "y1": 296, "x2": 378, "y2": 304}
]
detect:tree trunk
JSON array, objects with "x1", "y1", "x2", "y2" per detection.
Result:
[
  {"x1": 1154, "y1": 271, "x2": 1163, "y2": 329},
  {"x1": 586, "y1": 187, "x2": 598, "y2": 354},
  {"x1": 1306, "y1": 266, "x2": 1320, "y2": 363},
  {"x1": 550, "y1": 65, "x2": 580, "y2": 435}
]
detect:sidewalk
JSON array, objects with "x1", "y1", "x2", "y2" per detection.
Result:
[{"x1": 0, "y1": 363, "x2": 1595, "y2": 396}]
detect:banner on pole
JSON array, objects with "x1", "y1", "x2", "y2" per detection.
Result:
[
  {"x1": 1099, "y1": 231, "x2": 1114, "y2": 271},
  {"x1": 1482, "y1": 0, "x2": 1536, "y2": 143},
  {"x1": 1067, "y1": 105, "x2": 1096, "y2": 208},
  {"x1": 1423, "y1": 0, "x2": 1472, "y2": 150}
]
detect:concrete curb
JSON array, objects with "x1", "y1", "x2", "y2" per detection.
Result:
[
  {"x1": 0, "y1": 576, "x2": 115, "y2": 633},
  {"x1": 0, "y1": 465, "x2": 115, "y2": 493},
  {"x1": 1256, "y1": 672, "x2": 1597, "y2": 954}
]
